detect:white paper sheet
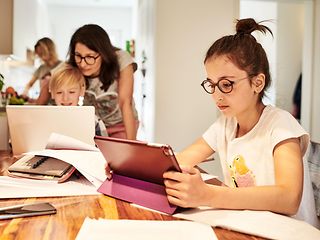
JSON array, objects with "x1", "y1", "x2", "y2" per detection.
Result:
[
  {"x1": 174, "y1": 207, "x2": 320, "y2": 240},
  {"x1": 76, "y1": 218, "x2": 217, "y2": 240},
  {"x1": 16, "y1": 132, "x2": 107, "y2": 188},
  {"x1": 45, "y1": 132, "x2": 99, "y2": 151},
  {"x1": 0, "y1": 133, "x2": 106, "y2": 198},
  {"x1": 0, "y1": 176, "x2": 99, "y2": 198}
]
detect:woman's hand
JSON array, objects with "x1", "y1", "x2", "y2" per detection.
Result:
[
  {"x1": 104, "y1": 162, "x2": 113, "y2": 180},
  {"x1": 163, "y1": 165, "x2": 209, "y2": 208}
]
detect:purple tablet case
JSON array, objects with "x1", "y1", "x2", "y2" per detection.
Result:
[{"x1": 94, "y1": 136, "x2": 181, "y2": 214}]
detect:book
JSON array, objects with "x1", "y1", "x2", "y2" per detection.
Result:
[{"x1": 8, "y1": 155, "x2": 76, "y2": 183}]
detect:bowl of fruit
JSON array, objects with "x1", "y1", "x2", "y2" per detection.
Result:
[{"x1": 0, "y1": 75, "x2": 25, "y2": 105}]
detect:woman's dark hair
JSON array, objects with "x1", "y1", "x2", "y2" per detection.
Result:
[
  {"x1": 204, "y1": 18, "x2": 273, "y2": 100},
  {"x1": 67, "y1": 24, "x2": 120, "y2": 91}
]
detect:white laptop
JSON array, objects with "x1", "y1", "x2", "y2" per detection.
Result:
[{"x1": 6, "y1": 105, "x2": 96, "y2": 155}]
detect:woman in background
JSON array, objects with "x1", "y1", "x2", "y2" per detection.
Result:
[
  {"x1": 22, "y1": 37, "x2": 61, "y2": 103},
  {"x1": 67, "y1": 24, "x2": 138, "y2": 139}
]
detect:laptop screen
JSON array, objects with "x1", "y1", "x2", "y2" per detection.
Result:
[{"x1": 6, "y1": 105, "x2": 95, "y2": 155}]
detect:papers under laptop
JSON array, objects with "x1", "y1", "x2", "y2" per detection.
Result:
[
  {"x1": 6, "y1": 105, "x2": 96, "y2": 155},
  {"x1": 0, "y1": 133, "x2": 106, "y2": 198}
]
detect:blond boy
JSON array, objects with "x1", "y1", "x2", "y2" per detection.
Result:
[
  {"x1": 50, "y1": 63, "x2": 107, "y2": 136},
  {"x1": 49, "y1": 63, "x2": 85, "y2": 106}
]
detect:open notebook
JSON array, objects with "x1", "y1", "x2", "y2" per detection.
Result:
[{"x1": 6, "y1": 105, "x2": 96, "y2": 155}]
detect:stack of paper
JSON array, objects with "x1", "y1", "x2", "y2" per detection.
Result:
[{"x1": 0, "y1": 133, "x2": 106, "y2": 198}]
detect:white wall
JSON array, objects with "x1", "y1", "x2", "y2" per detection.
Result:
[
  {"x1": 13, "y1": 0, "x2": 133, "y2": 61},
  {"x1": 240, "y1": 0, "x2": 304, "y2": 112},
  {"x1": 240, "y1": 0, "x2": 319, "y2": 142},
  {"x1": 276, "y1": 1, "x2": 304, "y2": 112},
  {"x1": 135, "y1": 0, "x2": 156, "y2": 141},
  {"x1": 140, "y1": 0, "x2": 239, "y2": 151},
  {"x1": 240, "y1": 0, "x2": 277, "y2": 106},
  {"x1": 46, "y1": 5, "x2": 133, "y2": 60},
  {"x1": 13, "y1": 0, "x2": 51, "y2": 59}
]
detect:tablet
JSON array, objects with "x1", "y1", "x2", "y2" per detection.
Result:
[{"x1": 94, "y1": 136, "x2": 181, "y2": 185}]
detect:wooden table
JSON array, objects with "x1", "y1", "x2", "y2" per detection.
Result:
[{"x1": 0, "y1": 151, "x2": 264, "y2": 240}]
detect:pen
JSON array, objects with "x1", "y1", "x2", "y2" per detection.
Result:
[{"x1": 232, "y1": 176, "x2": 238, "y2": 188}]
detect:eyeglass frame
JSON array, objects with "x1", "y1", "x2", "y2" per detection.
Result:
[
  {"x1": 200, "y1": 75, "x2": 253, "y2": 94},
  {"x1": 74, "y1": 53, "x2": 100, "y2": 65}
]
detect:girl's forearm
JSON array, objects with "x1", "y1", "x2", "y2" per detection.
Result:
[{"x1": 205, "y1": 184, "x2": 301, "y2": 216}]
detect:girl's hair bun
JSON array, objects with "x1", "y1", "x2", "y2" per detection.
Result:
[{"x1": 236, "y1": 18, "x2": 273, "y2": 37}]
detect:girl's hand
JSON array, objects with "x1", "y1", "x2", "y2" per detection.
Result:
[
  {"x1": 163, "y1": 165, "x2": 209, "y2": 208},
  {"x1": 104, "y1": 162, "x2": 113, "y2": 180}
]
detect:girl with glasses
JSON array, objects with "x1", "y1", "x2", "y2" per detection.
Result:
[
  {"x1": 163, "y1": 18, "x2": 318, "y2": 227},
  {"x1": 67, "y1": 24, "x2": 139, "y2": 139}
]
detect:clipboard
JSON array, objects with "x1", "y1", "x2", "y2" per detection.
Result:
[
  {"x1": 7, "y1": 155, "x2": 76, "y2": 183},
  {"x1": 94, "y1": 136, "x2": 182, "y2": 214}
]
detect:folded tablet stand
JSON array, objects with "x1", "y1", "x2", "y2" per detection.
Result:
[{"x1": 98, "y1": 174, "x2": 177, "y2": 214}]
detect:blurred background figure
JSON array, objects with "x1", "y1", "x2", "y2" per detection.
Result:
[
  {"x1": 292, "y1": 73, "x2": 302, "y2": 121},
  {"x1": 21, "y1": 37, "x2": 61, "y2": 103}
]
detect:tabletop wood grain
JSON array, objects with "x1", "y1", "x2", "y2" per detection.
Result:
[{"x1": 0, "y1": 151, "x2": 265, "y2": 240}]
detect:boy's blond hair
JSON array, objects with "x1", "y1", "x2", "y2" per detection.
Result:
[{"x1": 49, "y1": 63, "x2": 85, "y2": 93}]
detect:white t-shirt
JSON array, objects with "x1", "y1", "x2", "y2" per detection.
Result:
[
  {"x1": 203, "y1": 105, "x2": 309, "y2": 187},
  {"x1": 203, "y1": 105, "x2": 319, "y2": 227}
]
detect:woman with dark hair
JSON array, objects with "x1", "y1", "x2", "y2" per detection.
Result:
[
  {"x1": 67, "y1": 24, "x2": 138, "y2": 139},
  {"x1": 161, "y1": 18, "x2": 317, "y2": 227}
]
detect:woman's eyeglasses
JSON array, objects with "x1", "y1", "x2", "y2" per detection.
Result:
[
  {"x1": 74, "y1": 54, "x2": 100, "y2": 65},
  {"x1": 201, "y1": 76, "x2": 250, "y2": 94}
]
